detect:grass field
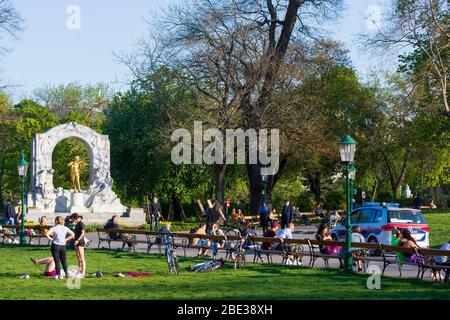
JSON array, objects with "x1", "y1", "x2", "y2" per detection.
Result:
[
  {"x1": 0, "y1": 245, "x2": 449, "y2": 300},
  {"x1": 424, "y1": 212, "x2": 450, "y2": 247}
]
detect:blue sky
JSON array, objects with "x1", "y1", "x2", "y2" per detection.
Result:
[{"x1": 2, "y1": 0, "x2": 391, "y2": 102}]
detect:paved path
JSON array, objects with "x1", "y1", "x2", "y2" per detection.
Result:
[{"x1": 81, "y1": 225, "x2": 436, "y2": 282}]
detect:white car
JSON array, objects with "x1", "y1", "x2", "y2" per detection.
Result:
[{"x1": 330, "y1": 202, "x2": 429, "y2": 247}]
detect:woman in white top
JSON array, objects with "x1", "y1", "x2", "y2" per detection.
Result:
[
  {"x1": 46, "y1": 216, "x2": 75, "y2": 280},
  {"x1": 351, "y1": 225, "x2": 366, "y2": 272}
]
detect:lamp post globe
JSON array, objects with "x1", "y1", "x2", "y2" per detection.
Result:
[
  {"x1": 338, "y1": 136, "x2": 357, "y2": 272},
  {"x1": 17, "y1": 153, "x2": 28, "y2": 245},
  {"x1": 338, "y1": 135, "x2": 357, "y2": 164},
  {"x1": 261, "y1": 174, "x2": 268, "y2": 202}
]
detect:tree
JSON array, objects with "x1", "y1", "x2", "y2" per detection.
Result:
[
  {"x1": 360, "y1": 0, "x2": 449, "y2": 116},
  {"x1": 105, "y1": 70, "x2": 205, "y2": 219},
  {"x1": 33, "y1": 82, "x2": 112, "y2": 119},
  {"x1": 128, "y1": 0, "x2": 343, "y2": 213},
  {"x1": 0, "y1": 0, "x2": 23, "y2": 57},
  {"x1": 0, "y1": 99, "x2": 58, "y2": 210}
]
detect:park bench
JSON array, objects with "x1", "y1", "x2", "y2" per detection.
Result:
[
  {"x1": 0, "y1": 225, "x2": 19, "y2": 243},
  {"x1": 248, "y1": 236, "x2": 282, "y2": 264},
  {"x1": 306, "y1": 239, "x2": 343, "y2": 268},
  {"x1": 94, "y1": 227, "x2": 450, "y2": 281},
  {"x1": 96, "y1": 228, "x2": 147, "y2": 252},
  {"x1": 243, "y1": 215, "x2": 260, "y2": 226},
  {"x1": 1, "y1": 224, "x2": 54, "y2": 245},
  {"x1": 279, "y1": 238, "x2": 311, "y2": 265},
  {"x1": 171, "y1": 232, "x2": 237, "y2": 259},
  {"x1": 412, "y1": 247, "x2": 450, "y2": 281},
  {"x1": 378, "y1": 245, "x2": 425, "y2": 277}
]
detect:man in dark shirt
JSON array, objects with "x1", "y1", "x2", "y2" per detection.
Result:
[
  {"x1": 104, "y1": 215, "x2": 134, "y2": 249},
  {"x1": 150, "y1": 195, "x2": 162, "y2": 231},
  {"x1": 280, "y1": 200, "x2": 293, "y2": 229},
  {"x1": 259, "y1": 201, "x2": 269, "y2": 234},
  {"x1": 4, "y1": 199, "x2": 16, "y2": 234}
]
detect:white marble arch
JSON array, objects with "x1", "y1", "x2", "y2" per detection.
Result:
[{"x1": 28, "y1": 122, "x2": 125, "y2": 214}]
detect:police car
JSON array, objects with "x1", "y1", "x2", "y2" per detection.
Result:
[{"x1": 330, "y1": 202, "x2": 429, "y2": 247}]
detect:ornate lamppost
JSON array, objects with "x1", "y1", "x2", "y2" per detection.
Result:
[
  {"x1": 18, "y1": 153, "x2": 29, "y2": 245},
  {"x1": 338, "y1": 136, "x2": 357, "y2": 272}
]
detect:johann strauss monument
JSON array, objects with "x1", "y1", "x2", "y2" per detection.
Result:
[{"x1": 27, "y1": 122, "x2": 144, "y2": 225}]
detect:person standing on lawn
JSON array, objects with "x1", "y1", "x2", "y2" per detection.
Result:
[
  {"x1": 4, "y1": 199, "x2": 16, "y2": 234},
  {"x1": 206, "y1": 200, "x2": 226, "y2": 233},
  {"x1": 150, "y1": 195, "x2": 162, "y2": 231},
  {"x1": 280, "y1": 200, "x2": 293, "y2": 229},
  {"x1": 46, "y1": 216, "x2": 75, "y2": 280},
  {"x1": 72, "y1": 213, "x2": 87, "y2": 277},
  {"x1": 259, "y1": 201, "x2": 269, "y2": 234}
]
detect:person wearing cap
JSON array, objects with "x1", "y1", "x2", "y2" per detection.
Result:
[{"x1": 72, "y1": 213, "x2": 87, "y2": 277}]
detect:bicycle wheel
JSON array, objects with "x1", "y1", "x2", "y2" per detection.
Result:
[
  {"x1": 234, "y1": 254, "x2": 246, "y2": 271},
  {"x1": 167, "y1": 253, "x2": 178, "y2": 275},
  {"x1": 225, "y1": 229, "x2": 240, "y2": 253}
]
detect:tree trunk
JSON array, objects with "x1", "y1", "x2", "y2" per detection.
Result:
[
  {"x1": 308, "y1": 171, "x2": 322, "y2": 202},
  {"x1": 265, "y1": 157, "x2": 289, "y2": 210},
  {"x1": 247, "y1": 163, "x2": 263, "y2": 215},
  {"x1": 371, "y1": 179, "x2": 379, "y2": 202},
  {"x1": 172, "y1": 193, "x2": 185, "y2": 221},
  {"x1": 215, "y1": 164, "x2": 226, "y2": 209}
]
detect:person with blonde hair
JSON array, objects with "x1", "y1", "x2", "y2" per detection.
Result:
[{"x1": 46, "y1": 216, "x2": 75, "y2": 280}]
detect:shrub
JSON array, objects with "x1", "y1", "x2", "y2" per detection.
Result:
[
  {"x1": 297, "y1": 192, "x2": 315, "y2": 211},
  {"x1": 323, "y1": 191, "x2": 345, "y2": 210}
]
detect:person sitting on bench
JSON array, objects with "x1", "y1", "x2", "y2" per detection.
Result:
[
  {"x1": 275, "y1": 223, "x2": 295, "y2": 250},
  {"x1": 262, "y1": 221, "x2": 280, "y2": 251},
  {"x1": 435, "y1": 240, "x2": 450, "y2": 282},
  {"x1": 193, "y1": 224, "x2": 210, "y2": 258},
  {"x1": 351, "y1": 225, "x2": 366, "y2": 272},
  {"x1": 156, "y1": 223, "x2": 172, "y2": 245},
  {"x1": 104, "y1": 215, "x2": 134, "y2": 249}
]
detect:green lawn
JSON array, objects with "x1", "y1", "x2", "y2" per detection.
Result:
[
  {"x1": 0, "y1": 245, "x2": 449, "y2": 300},
  {"x1": 425, "y1": 212, "x2": 450, "y2": 247}
]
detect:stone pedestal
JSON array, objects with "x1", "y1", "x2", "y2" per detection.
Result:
[{"x1": 70, "y1": 192, "x2": 89, "y2": 213}]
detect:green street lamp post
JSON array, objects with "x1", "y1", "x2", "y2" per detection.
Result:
[
  {"x1": 262, "y1": 174, "x2": 268, "y2": 203},
  {"x1": 18, "y1": 153, "x2": 29, "y2": 245},
  {"x1": 338, "y1": 136, "x2": 357, "y2": 272}
]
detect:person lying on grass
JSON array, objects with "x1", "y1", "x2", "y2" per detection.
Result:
[{"x1": 30, "y1": 257, "x2": 57, "y2": 277}]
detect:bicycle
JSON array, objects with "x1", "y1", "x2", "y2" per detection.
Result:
[
  {"x1": 162, "y1": 234, "x2": 180, "y2": 275},
  {"x1": 231, "y1": 234, "x2": 248, "y2": 271}
]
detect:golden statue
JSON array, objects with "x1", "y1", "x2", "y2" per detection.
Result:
[{"x1": 68, "y1": 156, "x2": 87, "y2": 192}]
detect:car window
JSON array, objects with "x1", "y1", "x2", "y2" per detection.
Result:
[
  {"x1": 388, "y1": 210, "x2": 426, "y2": 224},
  {"x1": 350, "y1": 211, "x2": 362, "y2": 224},
  {"x1": 372, "y1": 210, "x2": 383, "y2": 223},
  {"x1": 358, "y1": 209, "x2": 373, "y2": 224}
]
